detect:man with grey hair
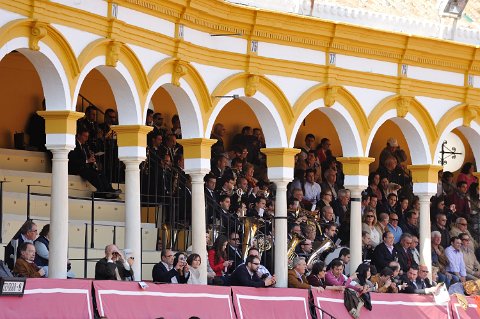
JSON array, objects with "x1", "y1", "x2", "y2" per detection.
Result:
[
  {"x1": 95, "y1": 244, "x2": 134, "y2": 281},
  {"x1": 320, "y1": 168, "x2": 339, "y2": 200},
  {"x1": 459, "y1": 233, "x2": 480, "y2": 280},
  {"x1": 288, "y1": 257, "x2": 323, "y2": 291},
  {"x1": 5, "y1": 220, "x2": 38, "y2": 269},
  {"x1": 450, "y1": 217, "x2": 478, "y2": 251},
  {"x1": 394, "y1": 233, "x2": 417, "y2": 274}
]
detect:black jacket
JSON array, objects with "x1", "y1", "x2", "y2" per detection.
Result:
[
  {"x1": 230, "y1": 264, "x2": 266, "y2": 287},
  {"x1": 95, "y1": 258, "x2": 134, "y2": 281},
  {"x1": 395, "y1": 243, "x2": 417, "y2": 273},
  {"x1": 372, "y1": 242, "x2": 398, "y2": 272},
  {"x1": 152, "y1": 262, "x2": 188, "y2": 283}
]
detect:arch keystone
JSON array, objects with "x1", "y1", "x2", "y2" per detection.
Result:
[
  {"x1": 397, "y1": 96, "x2": 413, "y2": 118},
  {"x1": 29, "y1": 20, "x2": 47, "y2": 51},
  {"x1": 172, "y1": 60, "x2": 188, "y2": 87},
  {"x1": 245, "y1": 74, "x2": 259, "y2": 97},
  {"x1": 324, "y1": 85, "x2": 340, "y2": 107},
  {"x1": 106, "y1": 40, "x2": 121, "y2": 67},
  {"x1": 464, "y1": 105, "x2": 479, "y2": 127}
]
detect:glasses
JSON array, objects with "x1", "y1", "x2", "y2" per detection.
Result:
[
  {"x1": 390, "y1": 218, "x2": 399, "y2": 221},
  {"x1": 459, "y1": 223, "x2": 468, "y2": 226},
  {"x1": 366, "y1": 215, "x2": 374, "y2": 218}
]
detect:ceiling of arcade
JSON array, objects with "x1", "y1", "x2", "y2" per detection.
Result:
[{"x1": 0, "y1": 0, "x2": 479, "y2": 164}]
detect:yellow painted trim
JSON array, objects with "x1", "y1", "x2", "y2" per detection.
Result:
[
  {"x1": 77, "y1": 38, "x2": 149, "y2": 105},
  {"x1": 292, "y1": 84, "x2": 370, "y2": 150},
  {"x1": 211, "y1": 73, "x2": 293, "y2": 136},
  {"x1": 148, "y1": 58, "x2": 212, "y2": 119},
  {"x1": 37, "y1": 111, "x2": 84, "y2": 135},
  {"x1": 112, "y1": 125, "x2": 153, "y2": 148},
  {"x1": 178, "y1": 138, "x2": 217, "y2": 159},
  {"x1": 407, "y1": 165, "x2": 443, "y2": 183},
  {"x1": 0, "y1": 19, "x2": 80, "y2": 94},
  {"x1": 368, "y1": 95, "x2": 437, "y2": 156},
  {"x1": 260, "y1": 148, "x2": 300, "y2": 168},
  {"x1": 337, "y1": 157, "x2": 375, "y2": 176}
]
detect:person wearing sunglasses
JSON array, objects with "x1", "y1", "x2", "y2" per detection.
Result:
[{"x1": 230, "y1": 255, "x2": 276, "y2": 287}]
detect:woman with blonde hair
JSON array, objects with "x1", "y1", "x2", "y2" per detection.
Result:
[{"x1": 362, "y1": 207, "x2": 380, "y2": 248}]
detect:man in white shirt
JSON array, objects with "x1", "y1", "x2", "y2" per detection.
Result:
[{"x1": 303, "y1": 169, "x2": 321, "y2": 207}]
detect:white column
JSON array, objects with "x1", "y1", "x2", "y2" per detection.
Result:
[
  {"x1": 48, "y1": 149, "x2": 72, "y2": 278},
  {"x1": 348, "y1": 186, "x2": 364, "y2": 276},
  {"x1": 418, "y1": 194, "x2": 433, "y2": 276},
  {"x1": 123, "y1": 158, "x2": 143, "y2": 280},
  {"x1": 190, "y1": 172, "x2": 209, "y2": 284},
  {"x1": 273, "y1": 180, "x2": 289, "y2": 288}
]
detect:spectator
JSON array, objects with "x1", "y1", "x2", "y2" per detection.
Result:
[
  {"x1": 227, "y1": 232, "x2": 243, "y2": 271},
  {"x1": 372, "y1": 231, "x2": 398, "y2": 272},
  {"x1": 431, "y1": 231, "x2": 452, "y2": 286},
  {"x1": 395, "y1": 233, "x2": 417, "y2": 274},
  {"x1": 230, "y1": 255, "x2": 276, "y2": 287},
  {"x1": 387, "y1": 213, "x2": 403, "y2": 244},
  {"x1": 319, "y1": 205, "x2": 336, "y2": 226},
  {"x1": 416, "y1": 265, "x2": 434, "y2": 289},
  {"x1": 316, "y1": 138, "x2": 331, "y2": 164},
  {"x1": 13, "y1": 242, "x2": 45, "y2": 278},
  {"x1": 402, "y1": 266, "x2": 437, "y2": 294},
  {"x1": 145, "y1": 109, "x2": 154, "y2": 126},
  {"x1": 445, "y1": 236, "x2": 467, "y2": 283},
  {"x1": 362, "y1": 208, "x2": 380, "y2": 248},
  {"x1": 410, "y1": 235, "x2": 420, "y2": 266},
  {"x1": 95, "y1": 244, "x2": 134, "y2": 281},
  {"x1": 376, "y1": 267, "x2": 398, "y2": 293},
  {"x1": 5, "y1": 220, "x2": 38, "y2": 270},
  {"x1": 152, "y1": 249, "x2": 188, "y2": 283},
  {"x1": 321, "y1": 168, "x2": 340, "y2": 200},
  {"x1": 446, "y1": 181, "x2": 470, "y2": 219},
  {"x1": 303, "y1": 169, "x2": 321, "y2": 208},
  {"x1": 210, "y1": 123, "x2": 226, "y2": 159},
  {"x1": 246, "y1": 247, "x2": 272, "y2": 279},
  {"x1": 307, "y1": 261, "x2": 344, "y2": 291},
  {"x1": 186, "y1": 253, "x2": 203, "y2": 285},
  {"x1": 247, "y1": 196, "x2": 267, "y2": 218},
  {"x1": 299, "y1": 134, "x2": 315, "y2": 160},
  {"x1": 362, "y1": 231, "x2": 374, "y2": 262},
  {"x1": 400, "y1": 210, "x2": 419, "y2": 239},
  {"x1": 459, "y1": 233, "x2": 480, "y2": 280},
  {"x1": 208, "y1": 235, "x2": 233, "y2": 278},
  {"x1": 325, "y1": 260, "x2": 364, "y2": 293},
  {"x1": 450, "y1": 217, "x2": 478, "y2": 251},
  {"x1": 384, "y1": 193, "x2": 398, "y2": 214},
  {"x1": 288, "y1": 257, "x2": 323, "y2": 291},
  {"x1": 431, "y1": 213, "x2": 450, "y2": 248},
  {"x1": 457, "y1": 162, "x2": 478, "y2": 189},
  {"x1": 375, "y1": 213, "x2": 390, "y2": 238},
  {"x1": 366, "y1": 172, "x2": 383, "y2": 202},
  {"x1": 396, "y1": 197, "x2": 409, "y2": 222}
]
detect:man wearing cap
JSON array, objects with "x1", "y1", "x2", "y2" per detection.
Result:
[{"x1": 379, "y1": 138, "x2": 407, "y2": 169}]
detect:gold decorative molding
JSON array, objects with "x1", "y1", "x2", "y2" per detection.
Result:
[
  {"x1": 29, "y1": 20, "x2": 47, "y2": 51},
  {"x1": 172, "y1": 60, "x2": 188, "y2": 87},
  {"x1": 324, "y1": 85, "x2": 339, "y2": 107},
  {"x1": 106, "y1": 40, "x2": 121, "y2": 67},
  {"x1": 397, "y1": 96, "x2": 413, "y2": 118},
  {"x1": 245, "y1": 74, "x2": 259, "y2": 97},
  {"x1": 464, "y1": 105, "x2": 478, "y2": 127}
]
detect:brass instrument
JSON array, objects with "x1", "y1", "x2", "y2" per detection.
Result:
[
  {"x1": 254, "y1": 233, "x2": 272, "y2": 259},
  {"x1": 161, "y1": 223, "x2": 178, "y2": 250},
  {"x1": 306, "y1": 237, "x2": 336, "y2": 269},
  {"x1": 287, "y1": 233, "x2": 305, "y2": 269},
  {"x1": 241, "y1": 217, "x2": 262, "y2": 261}
]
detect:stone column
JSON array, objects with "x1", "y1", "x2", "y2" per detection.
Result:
[
  {"x1": 338, "y1": 157, "x2": 374, "y2": 276},
  {"x1": 115, "y1": 125, "x2": 152, "y2": 280},
  {"x1": 180, "y1": 138, "x2": 216, "y2": 284},
  {"x1": 408, "y1": 164, "x2": 442, "y2": 279},
  {"x1": 261, "y1": 148, "x2": 300, "y2": 288},
  {"x1": 38, "y1": 111, "x2": 84, "y2": 278}
]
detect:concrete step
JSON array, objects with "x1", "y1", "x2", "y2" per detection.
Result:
[{"x1": 0, "y1": 148, "x2": 50, "y2": 173}]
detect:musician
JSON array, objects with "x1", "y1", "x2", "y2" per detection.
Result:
[
  {"x1": 296, "y1": 239, "x2": 313, "y2": 260},
  {"x1": 216, "y1": 175, "x2": 235, "y2": 197},
  {"x1": 77, "y1": 105, "x2": 99, "y2": 152},
  {"x1": 321, "y1": 222, "x2": 337, "y2": 244},
  {"x1": 227, "y1": 232, "x2": 243, "y2": 272},
  {"x1": 211, "y1": 154, "x2": 229, "y2": 180},
  {"x1": 163, "y1": 133, "x2": 182, "y2": 164},
  {"x1": 204, "y1": 174, "x2": 219, "y2": 222},
  {"x1": 151, "y1": 112, "x2": 168, "y2": 139},
  {"x1": 68, "y1": 127, "x2": 118, "y2": 198},
  {"x1": 247, "y1": 196, "x2": 267, "y2": 218},
  {"x1": 217, "y1": 195, "x2": 239, "y2": 232}
]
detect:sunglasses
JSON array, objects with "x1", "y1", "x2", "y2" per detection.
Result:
[{"x1": 366, "y1": 215, "x2": 374, "y2": 218}]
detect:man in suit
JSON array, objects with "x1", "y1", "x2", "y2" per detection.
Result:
[
  {"x1": 5, "y1": 220, "x2": 37, "y2": 270},
  {"x1": 227, "y1": 232, "x2": 244, "y2": 271},
  {"x1": 95, "y1": 244, "x2": 134, "y2": 281},
  {"x1": 68, "y1": 127, "x2": 118, "y2": 198},
  {"x1": 402, "y1": 266, "x2": 437, "y2": 294},
  {"x1": 230, "y1": 255, "x2": 276, "y2": 287},
  {"x1": 373, "y1": 231, "x2": 398, "y2": 273},
  {"x1": 13, "y1": 242, "x2": 44, "y2": 278},
  {"x1": 204, "y1": 173, "x2": 219, "y2": 222},
  {"x1": 152, "y1": 249, "x2": 186, "y2": 283},
  {"x1": 395, "y1": 233, "x2": 417, "y2": 274},
  {"x1": 320, "y1": 168, "x2": 340, "y2": 200}
]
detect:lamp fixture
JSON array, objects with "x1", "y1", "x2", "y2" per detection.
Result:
[
  {"x1": 214, "y1": 95, "x2": 240, "y2": 99},
  {"x1": 439, "y1": 0, "x2": 469, "y2": 17}
]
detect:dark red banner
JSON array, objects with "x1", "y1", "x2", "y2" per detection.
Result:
[
  {"x1": 0, "y1": 278, "x2": 93, "y2": 319},
  {"x1": 450, "y1": 295, "x2": 480, "y2": 319},
  {"x1": 93, "y1": 281, "x2": 234, "y2": 319},
  {"x1": 312, "y1": 290, "x2": 450, "y2": 319},
  {"x1": 231, "y1": 286, "x2": 311, "y2": 319}
]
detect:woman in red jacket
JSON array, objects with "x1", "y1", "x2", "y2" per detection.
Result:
[{"x1": 208, "y1": 235, "x2": 232, "y2": 277}]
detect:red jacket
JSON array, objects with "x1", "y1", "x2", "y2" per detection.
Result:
[{"x1": 208, "y1": 249, "x2": 226, "y2": 276}]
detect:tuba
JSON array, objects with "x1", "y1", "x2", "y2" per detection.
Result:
[
  {"x1": 306, "y1": 237, "x2": 336, "y2": 269},
  {"x1": 241, "y1": 217, "x2": 262, "y2": 260},
  {"x1": 287, "y1": 233, "x2": 305, "y2": 269}
]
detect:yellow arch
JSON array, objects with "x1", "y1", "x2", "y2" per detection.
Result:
[
  {"x1": 368, "y1": 95, "x2": 438, "y2": 158},
  {"x1": 77, "y1": 39, "x2": 149, "y2": 105},
  {"x1": 292, "y1": 84, "x2": 370, "y2": 151},
  {"x1": 148, "y1": 58, "x2": 212, "y2": 119},
  {"x1": 0, "y1": 19, "x2": 80, "y2": 95},
  {"x1": 436, "y1": 103, "x2": 468, "y2": 137},
  {"x1": 211, "y1": 73, "x2": 293, "y2": 134}
]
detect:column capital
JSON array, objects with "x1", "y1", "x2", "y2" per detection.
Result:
[
  {"x1": 337, "y1": 157, "x2": 375, "y2": 176},
  {"x1": 113, "y1": 125, "x2": 152, "y2": 159},
  {"x1": 407, "y1": 164, "x2": 442, "y2": 183},
  {"x1": 473, "y1": 172, "x2": 480, "y2": 180},
  {"x1": 260, "y1": 148, "x2": 300, "y2": 168},
  {"x1": 38, "y1": 110, "x2": 84, "y2": 135},
  {"x1": 178, "y1": 138, "x2": 217, "y2": 159}
]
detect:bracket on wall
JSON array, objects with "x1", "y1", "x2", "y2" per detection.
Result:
[
  {"x1": 172, "y1": 60, "x2": 188, "y2": 87},
  {"x1": 29, "y1": 21, "x2": 47, "y2": 51},
  {"x1": 245, "y1": 74, "x2": 259, "y2": 97},
  {"x1": 324, "y1": 85, "x2": 339, "y2": 107}
]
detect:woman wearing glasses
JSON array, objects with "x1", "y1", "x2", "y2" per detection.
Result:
[{"x1": 362, "y1": 207, "x2": 381, "y2": 248}]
